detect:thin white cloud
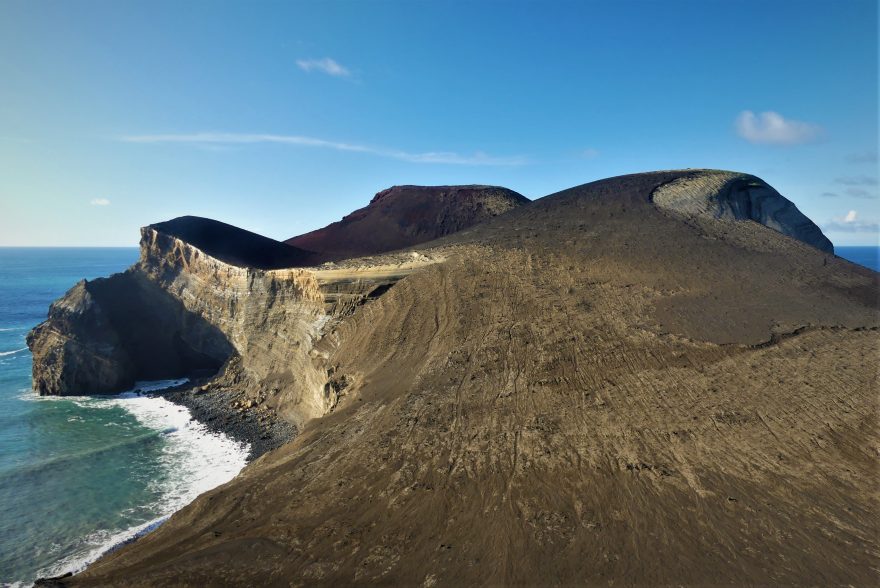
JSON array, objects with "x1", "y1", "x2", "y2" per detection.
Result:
[
  {"x1": 835, "y1": 175, "x2": 878, "y2": 186},
  {"x1": 822, "y1": 221, "x2": 878, "y2": 233},
  {"x1": 581, "y1": 148, "x2": 600, "y2": 159},
  {"x1": 120, "y1": 132, "x2": 527, "y2": 166},
  {"x1": 90, "y1": 198, "x2": 111, "y2": 206},
  {"x1": 735, "y1": 110, "x2": 822, "y2": 145},
  {"x1": 296, "y1": 58, "x2": 350, "y2": 77},
  {"x1": 822, "y1": 209, "x2": 879, "y2": 233}
]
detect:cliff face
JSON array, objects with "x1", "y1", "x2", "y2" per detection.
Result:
[
  {"x1": 27, "y1": 184, "x2": 524, "y2": 414},
  {"x1": 26, "y1": 271, "x2": 233, "y2": 396},
  {"x1": 651, "y1": 170, "x2": 833, "y2": 253},
  {"x1": 27, "y1": 224, "x2": 438, "y2": 426},
  {"x1": 135, "y1": 227, "x2": 329, "y2": 425},
  {"x1": 286, "y1": 184, "x2": 529, "y2": 262},
  {"x1": 138, "y1": 227, "x2": 441, "y2": 424}
]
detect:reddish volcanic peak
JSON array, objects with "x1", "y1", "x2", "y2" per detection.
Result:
[{"x1": 286, "y1": 184, "x2": 528, "y2": 263}]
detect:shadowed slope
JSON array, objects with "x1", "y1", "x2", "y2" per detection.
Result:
[
  {"x1": 286, "y1": 185, "x2": 529, "y2": 262},
  {"x1": 27, "y1": 271, "x2": 233, "y2": 395},
  {"x1": 151, "y1": 216, "x2": 316, "y2": 269},
  {"x1": 69, "y1": 171, "x2": 879, "y2": 586}
]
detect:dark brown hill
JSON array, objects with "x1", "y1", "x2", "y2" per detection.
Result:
[
  {"x1": 151, "y1": 216, "x2": 316, "y2": 269},
  {"x1": 286, "y1": 185, "x2": 529, "y2": 262},
  {"x1": 65, "y1": 170, "x2": 878, "y2": 586}
]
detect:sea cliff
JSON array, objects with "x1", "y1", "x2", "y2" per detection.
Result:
[{"x1": 28, "y1": 222, "x2": 440, "y2": 432}]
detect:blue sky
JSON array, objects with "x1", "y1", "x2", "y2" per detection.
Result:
[{"x1": 0, "y1": 0, "x2": 877, "y2": 246}]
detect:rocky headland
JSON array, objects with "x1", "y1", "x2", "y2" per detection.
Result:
[
  {"x1": 28, "y1": 170, "x2": 879, "y2": 585},
  {"x1": 27, "y1": 185, "x2": 519, "y2": 455}
]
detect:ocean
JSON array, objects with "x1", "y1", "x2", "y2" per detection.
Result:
[
  {"x1": 835, "y1": 246, "x2": 880, "y2": 272},
  {"x1": 0, "y1": 248, "x2": 248, "y2": 586},
  {"x1": 0, "y1": 245, "x2": 875, "y2": 585}
]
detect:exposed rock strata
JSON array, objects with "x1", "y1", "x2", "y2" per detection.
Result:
[
  {"x1": 651, "y1": 169, "x2": 834, "y2": 252},
  {"x1": 27, "y1": 272, "x2": 232, "y2": 395},
  {"x1": 28, "y1": 224, "x2": 439, "y2": 426},
  {"x1": 136, "y1": 227, "x2": 329, "y2": 425}
]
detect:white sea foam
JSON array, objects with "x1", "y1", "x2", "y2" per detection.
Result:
[
  {"x1": 0, "y1": 347, "x2": 26, "y2": 357},
  {"x1": 31, "y1": 379, "x2": 250, "y2": 582},
  {"x1": 33, "y1": 516, "x2": 168, "y2": 585}
]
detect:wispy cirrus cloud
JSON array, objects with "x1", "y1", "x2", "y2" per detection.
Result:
[
  {"x1": 296, "y1": 57, "x2": 350, "y2": 77},
  {"x1": 581, "y1": 148, "x2": 600, "y2": 159},
  {"x1": 735, "y1": 110, "x2": 822, "y2": 145},
  {"x1": 120, "y1": 132, "x2": 527, "y2": 166},
  {"x1": 89, "y1": 198, "x2": 110, "y2": 206}
]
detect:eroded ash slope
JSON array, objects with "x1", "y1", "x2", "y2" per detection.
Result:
[{"x1": 63, "y1": 170, "x2": 878, "y2": 586}]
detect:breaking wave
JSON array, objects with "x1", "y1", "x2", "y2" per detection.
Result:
[{"x1": 27, "y1": 380, "x2": 249, "y2": 582}]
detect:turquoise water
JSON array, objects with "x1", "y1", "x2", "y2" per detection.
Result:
[
  {"x1": 0, "y1": 249, "x2": 248, "y2": 586},
  {"x1": 836, "y1": 246, "x2": 879, "y2": 271}
]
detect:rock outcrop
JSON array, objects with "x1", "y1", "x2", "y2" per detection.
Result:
[
  {"x1": 27, "y1": 218, "x2": 442, "y2": 426},
  {"x1": 27, "y1": 271, "x2": 232, "y2": 395},
  {"x1": 650, "y1": 170, "x2": 834, "y2": 252},
  {"x1": 286, "y1": 185, "x2": 529, "y2": 262},
  {"x1": 27, "y1": 185, "x2": 526, "y2": 410}
]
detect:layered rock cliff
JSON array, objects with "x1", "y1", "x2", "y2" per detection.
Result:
[
  {"x1": 26, "y1": 270, "x2": 232, "y2": 396},
  {"x1": 651, "y1": 170, "x2": 833, "y2": 252},
  {"x1": 27, "y1": 220, "x2": 440, "y2": 428},
  {"x1": 27, "y1": 185, "x2": 531, "y2": 410}
]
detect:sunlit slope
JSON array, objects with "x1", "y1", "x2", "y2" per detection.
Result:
[{"x1": 70, "y1": 170, "x2": 879, "y2": 586}]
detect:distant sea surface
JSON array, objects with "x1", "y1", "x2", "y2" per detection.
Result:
[
  {"x1": 836, "y1": 246, "x2": 880, "y2": 271},
  {"x1": 0, "y1": 248, "x2": 248, "y2": 586}
]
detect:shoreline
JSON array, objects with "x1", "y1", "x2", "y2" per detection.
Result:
[
  {"x1": 31, "y1": 377, "x2": 288, "y2": 586},
  {"x1": 156, "y1": 379, "x2": 297, "y2": 461}
]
